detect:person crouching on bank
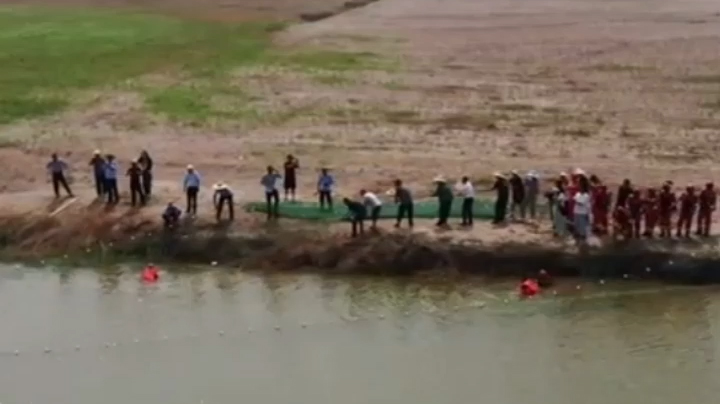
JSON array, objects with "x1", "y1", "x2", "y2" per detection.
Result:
[
  {"x1": 344, "y1": 197, "x2": 367, "y2": 237},
  {"x1": 213, "y1": 182, "x2": 234, "y2": 221},
  {"x1": 361, "y1": 189, "x2": 382, "y2": 229}
]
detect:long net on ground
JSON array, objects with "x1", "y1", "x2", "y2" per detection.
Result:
[{"x1": 244, "y1": 199, "x2": 501, "y2": 221}]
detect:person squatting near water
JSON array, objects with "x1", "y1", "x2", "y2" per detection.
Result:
[
  {"x1": 162, "y1": 202, "x2": 182, "y2": 228},
  {"x1": 213, "y1": 182, "x2": 234, "y2": 221},
  {"x1": 46, "y1": 153, "x2": 74, "y2": 198}
]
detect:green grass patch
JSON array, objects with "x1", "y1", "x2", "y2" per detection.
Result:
[
  {"x1": 0, "y1": 5, "x2": 394, "y2": 125},
  {"x1": 682, "y1": 75, "x2": 720, "y2": 84}
]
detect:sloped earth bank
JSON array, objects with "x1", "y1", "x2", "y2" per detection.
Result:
[{"x1": 2, "y1": 210, "x2": 720, "y2": 284}]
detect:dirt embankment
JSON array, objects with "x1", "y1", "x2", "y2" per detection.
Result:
[{"x1": 2, "y1": 208, "x2": 720, "y2": 284}]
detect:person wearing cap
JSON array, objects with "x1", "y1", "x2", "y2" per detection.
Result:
[
  {"x1": 491, "y1": 172, "x2": 509, "y2": 224},
  {"x1": 509, "y1": 170, "x2": 525, "y2": 220},
  {"x1": 523, "y1": 171, "x2": 540, "y2": 220},
  {"x1": 317, "y1": 168, "x2": 335, "y2": 210},
  {"x1": 138, "y1": 150, "x2": 154, "y2": 197},
  {"x1": 457, "y1": 176, "x2": 474, "y2": 226},
  {"x1": 126, "y1": 160, "x2": 145, "y2": 207},
  {"x1": 183, "y1": 165, "x2": 201, "y2": 215},
  {"x1": 104, "y1": 154, "x2": 120, "y2": 204},
  {"x1": 88, "y1": 150, "x2": 105, "y2": 198},
  {"x1": 432, "y1": 175, "x2": 453, "y2": 227},
  {"x1": 261, "y1": 166, "x2": 282, "y2": 220},
  {"x1": 360, "y1": 189, "x2": 382, "y2": 229},
  {"x1": 697, "y1": 182, "x2": 716, "y2": 237},
  {"x1": 46, "y1": 153, "x2": 74, "y2": 198},
  {"x1": 393, "y1": 179, "x2": 414, "y2": 229},
  {"x1": 343, "y1": 197, "x2": 367, "y2": 237},
  {"x1": 283, "y1": 154, "x2": 299, "y2": 202},
  {"x1": 162, "y1": 202, "x2": 182, "y2": 228},
  {"x1": 213, "y1": 182, "x2": 234, "y2": 221}
]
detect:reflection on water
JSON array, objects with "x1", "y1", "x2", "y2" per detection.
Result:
[{"x1": 1, "y1": 265, "x2": 720, "y2": 404}]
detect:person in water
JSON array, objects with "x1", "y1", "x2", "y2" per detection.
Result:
[
  {"x1": 432, "y1": 175, "x2": 453, "y2": 227},
  {"x1": 213, "y1": 182, "x2": 235, "y2": 221},
  {"x1": 162, "y1": 202, "x2": 181, "y2": 228},
  {"x1": 126, "y1": 160, "x2": 146, "y2": 207},
  {"x1": 343, "y1": 197, "x2": 367, "y2": 237}
]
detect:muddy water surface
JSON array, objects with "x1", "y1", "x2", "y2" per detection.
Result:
[{"x1": 1, "y1": 265, "x2": 720, "y2": 404}]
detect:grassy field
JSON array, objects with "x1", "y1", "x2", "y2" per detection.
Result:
[{"x1": 0, "y1": 5, "x2": 389, "y2": 125}]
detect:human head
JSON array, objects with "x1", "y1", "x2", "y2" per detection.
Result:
[
  {"x1": 589, "y1": 174, "x2": 600, "y2": 185},
  {"x1": 51, "y1": 153, "x2": 58, "y2": 160},
  {"x1": 186, "y1": 164, "x2": 194, "y2": 173},
  {"x1": 93, "y1": 149, "x2": 100, "y2": 156},
  {"x1": 687, "y1": 184, "x2": 695, "y2": 193},
  {"x1": 706, "y1": 182, "x2": 714, "y2": 190},
  {"x1": 461, "y1": 176, "x2": 469, "y2": 183},
  {"x1": 107, "y1": 154, "x2": 115, "y2": 161},
  {"x1": 286, "y1": 154, "x2": 294, "y2": 161},
  {"x1": 342, "y1": 197, "x2": 352, "y2": 205},
  {"x1": 321, "y1": 168, "x2": 328, "y2": 175},
  {"x1": 359, "y1": 189, "x2": 367, "y2": 196},
  {"x1": 622, "y1": 178, "x2": 631, "y2": 187},
  {"x1": 267, "y1": 165, "x2": 274, "y2": 174},
  {"x1": 554, "y1": 179, "x2": 565, "y2": 191},
  {"x1": 140, "y1": 150, "x2": 148, "y2": 157},
  {"x1": 394, "y1": 179, "x2": 403, "y2": 188}
]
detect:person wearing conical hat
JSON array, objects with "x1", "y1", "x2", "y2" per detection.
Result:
[
  {"x1": 213, "y1": 182, "x2": 234, "y2": 221},
  {"x1": 88, "y1": 150, "x2": 105, "y2": 198},
  {"x1": 183, "y1": 164, "x2": 201, "y2": 216},
  {"x1": 491, "y1": 172, "x2": 509, "y2": 224},
  {"x1": 432, "y1": 175, "x2": 453, "y2": 227},
  {"x1": 126, "y1": 160, "x2": 146, "y2": 207}
]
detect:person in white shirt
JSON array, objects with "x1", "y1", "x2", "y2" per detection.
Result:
[
  {"x1": 360, "y1": 189, "x2": 382, "y2": 228},
  {"x1": 573, "y1": 179, "x2": 592, "y2": 240},
  {"x1": 457, "y1": 176, "x2": 475, "y2": 226}
]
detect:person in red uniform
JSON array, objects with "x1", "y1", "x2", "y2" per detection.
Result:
[
  {"x1": 676, "y1": 185, "x2": 698, "y2": 238},
  {"x1": 615, "y1": 179, "x2": 633, "y2": 212},
  {"x1": 592, "y1": 184, "x2": 611, "y2": 235},
  {"x1": 627, "y1": 190, "x2": 644, "y2": 238},
  {"x1": 697, "y1": 182, "x2": 716, "y2": 237},
  {"x1": 658, "y1": 182, "x2": 676, "y2": 238},
  {"x1": 642, "y1": 188, "x2": 659, "y2": 237},
  {"x1": 612, "y1": 204, "x2": 631, "y2": 240}
]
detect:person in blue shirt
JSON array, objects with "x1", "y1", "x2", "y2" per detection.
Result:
[
  {"x1": 317, "y1": 168, "x2": 335, "y2": 210},
  {"x1": 183, "y1": 164, "x2": 201, "y2": 215},
  {"x1": 213, "y1": 182, "x2": 234, "y2": 221},
  {"x1": 103, "y1": 154, "x2": 120, "y2": 204},
  {"x1": 46, "y1": 153, "x2": 73, "y2": 198},
  {"x1": 260, "y1": 166, "x2": 282, "y2": 220}
]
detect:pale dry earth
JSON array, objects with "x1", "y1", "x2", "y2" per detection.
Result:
[{"x1": 2, "y1": 0, "x2": 720, "y2": 242}]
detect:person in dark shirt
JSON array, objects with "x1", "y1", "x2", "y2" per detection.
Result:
[
  {"x1": 213, "y1": 182, "x2": 235, "y2": 221},
  {"x1": 616, "y1": 179, "x2": 633, "y2": 210},
  {"x1": 394, "y1": 179, "x2": 414, "y2": 228},
  {"x1": 126, "y1": 161, "x2": 145, "y2": 207},
  {"x1": 509, "y1": 170, "x2": 525, "y2": 219},
  {"x1": 343, "y1": 197, "x2": 367, "y2": 237},
  {"x1": 492, "y1": 172, "x2": 509, "y2": 224},
  {"x1": 138, "y1": 150, "x2": 154, "y2": 197},
  {"x1": 88, "y1": 150, "x2": 105, "y2": 198},
  {"x1": 283, "y1": 154, "x2": 299, "y2": 202},
  {"x1": 162, "y1": 203, "x2": 181, "y2": 228},
  {"x1": 46, "y1": 153, "x2": 73, "y2": 198},
  {"x1": 432, "y1": 176, "x2": 453, "y2": 227}
]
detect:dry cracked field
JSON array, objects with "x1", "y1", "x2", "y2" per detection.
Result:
[{"x1": 1, "y1": 0, "x2": 720, "y2": 240}]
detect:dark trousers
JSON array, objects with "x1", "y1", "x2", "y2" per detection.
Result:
[
  {"x1": 163, "y1": 213, "x2": 179, "y2": 228},
  {"x1": 319, "y1": 190, "x2": 333, "y2": 209},
  {"x1": 461, "y1": 197, "x2": 474, "y2": 225},
  {"x1": 105, "y1": 178, "x2": 119, "y2": 204},
  {"x1": 493, "y1": 198, "x2": 508, "y2": 224},
  {"x1": 351, "y1": 214, "x2": 366, "y2": 237},
  {"x1": 370, "y1": 206, "x2": 381, "y2": 227},
  {"x1": 93, "y1": 172, "x2": 105, "y2": 197},
  {"x1": 130, "y1": 182, "x2": 145, "y2": 207},
  {"x1": 142, "y1": 171, "x2": 152, "y2": 196},
  {"x1": 51, "y1": 172, "x2": 73, "y2": 197},
  {"x1": 396, "y1": 203, "x2": 414, "y2": 227},
  {"x1": 216, "y1": 195, "x2": 234, "y2": 220},
  {"x1": 265, "y1": 189, "x2": 279, "y2": 219},
  {"x1": 186, "y1": 186, "x2": 198, "y2": 214},
  {"x1": 437, "y1": 199, "x2": 452, "y2": 225}
]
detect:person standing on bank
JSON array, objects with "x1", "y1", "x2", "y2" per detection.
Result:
[
  {"x1": 126, "y1": 160, "x2": 145, "y2": 207},
  {"x1": 138, "y1": 150, "x2": 153, "y2": 197},
  {"x1": 213, "y1": 182, "x2": 234, "y2": 221},
  {"x1": 46, "y1": 153, "x2": 74, "y2": 198},
  {"x1": 261, "y1": 166, "x2": 282, "y2": 220},
  {"x1": 573, "y1": 177, "x2": 592, "y2": 241},
  {"x1": 524, "y1": 171, "x2": 540, "y2": 219},
  {"x1": 183, "y1": 164, "x2": 201, "y2": 216},
  {"x1": 283, "y1": 154, "x2": 299, "y2": 202},
  {"x1": 457, "y1": 176, "x2": 475, "y2": 226},
  {"x1": 361, "y1": 189, "x2": 382, "y2": 229},
  {"x1": 432, "y1": 175, "x2": 453, "y2": 227},
  {"x1": 491, "y1": 172, "x2": 509, "y2": 225},
  {"x1": 509, "y1": 170, "x2": 525, "y2": 219},
  {"x1": 393, "y1": 179, "x2": 414, "y2": 229},
  {"x1": 104, "y1": 154, "x2": 120, "y2": 204},
  {"x1": 343, "y1": 197, "x2": 367, "y2": 237},
  {"x1": 88, "y1": 150, "x2": 105, "y2": 198},
  {"x1": 317, "y1": 168, "x2": 335, "y2": 210}
]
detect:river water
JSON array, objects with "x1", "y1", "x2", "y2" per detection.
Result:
[{"x1": 1, "y1": 265, "x2": 720, "y2": 404}]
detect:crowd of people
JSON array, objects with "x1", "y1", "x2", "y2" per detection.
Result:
[{"x1": 44, "y1": 152, "x2": 717, "y2": 240}]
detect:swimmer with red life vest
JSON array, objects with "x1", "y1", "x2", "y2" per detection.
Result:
[
  {"x1": 519, "y1": 270, "x2": 552, "y2": 297},
  {"x1": 142, "y1": 264, "x2": 159, "y2": 282}
]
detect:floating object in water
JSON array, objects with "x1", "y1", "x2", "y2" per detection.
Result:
[
  {"x1": 14, "y1": 263, "x2": 20, "y2": 269},
  {"x1": 130, "y1": 236, "x2": 135, "y2": 240},
  {"x1": 138, "y1": 298, "x2": 143, "y2": 303},
  {"x1": 519, "y1": 279, "x2": 540, "y2": 297},
  {"x1": 301, "y1": 323, "x2": 307, "y2": 328},
  {"x1": 645, "y1": 267, "x2": 651, "y2": 272},
  {"x1": 378, "y1": 314, "x2": 385, "y2": 319},
  {"x1": 477, "y1": 302, "x2": 486, "y2": 308},
  {"x1": 668, "y1": 260, "x2": 674, "y2": 265},
  {"x1": 142, "y1": 265, "x2": 159, "y2": 282},
  {"x1": 75, "y1": 345, "x2": 80, "y2": 351},
  {"x1": 248, "y1": 328, "x2": 253, "y2": 333},
  {"x1": 44, "y1": 347, "x2": 51, "y2": 353},
  {"x1": 134, "y1": 339, "x2": 139, "y2": 343},
  {"x1": 163, "y1": 336, "x2": 169, "y2": 340},
  {"x1": 86, "y1": 248, "x2": 91, "y2": 253},
  {"x1": 63, "y1": 255, "x2": 68, "y2": 259},
  {"x1": 452, "y1": 306, "x2": 459, "y2": 311},
  {"x1": 576, "y1": 285, "x2": 582, "y2": 290},
  {"x1": 104, "y1": 343, "x2": 110, "y2": 348},
  {"x1": 13, "y1": 350, "x2": 19, "y2": 356},
  {"x1": 404, "y1": 311, "x2": 410, "y2": 316},
  {"x1": 211, "y1": 261, "x2": 218, "y2": 266},
  {"x1": 274, "y1": 325, "x2": 281, "y2": 331},
  {"x1": 552, "y1": 291, "x2": 558, "y2": 296},
  {"x1": 111, "y1": 342, "x2": 117, "y2": 347},
  {"x1": 218, "y1": 331, "x2": 225, "y2": 336},
  {"x1": 503, "y1": 299, "x2": 509, "y2": 303},
  {"x1": 600, "y1": 279, "x2": 605, "y2": 285},
  {"x1": 623, "y1": 274, "x2": 629, "y2": 279},
  {"x1": 40, "y1": 260, "x2": 45, "y2": 265}
]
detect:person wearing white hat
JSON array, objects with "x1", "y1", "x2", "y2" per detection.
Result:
[
  {"x1": 432, "y1": 175, "x2": 453, "y2": 227},
  {"x1": 457, "y1": 176, "x2": 475, "y2": 226},
  {"x1": 88, "y1": 150, "x2": 105, "y2": 198},
  {"x1": 183, "y1": 164, "x2": 201, "y2": 215},
  {"x1": 524, "y1": 171, "x2": 540, "y2": 220},
  {"x1": 491, "y1": 172, "x2": 509, "y2": 224},
  {"x1": 213, "y1": 182, "x2": 234, "y2": 221}
]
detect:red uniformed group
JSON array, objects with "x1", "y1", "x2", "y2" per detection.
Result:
[{"x1": 587, "y1": 177, "x2": 716, "y2": 239}]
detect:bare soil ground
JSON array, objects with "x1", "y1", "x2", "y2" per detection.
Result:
[{"x1": 2, "y1": 0, "x2": 720, "y2": 247}]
